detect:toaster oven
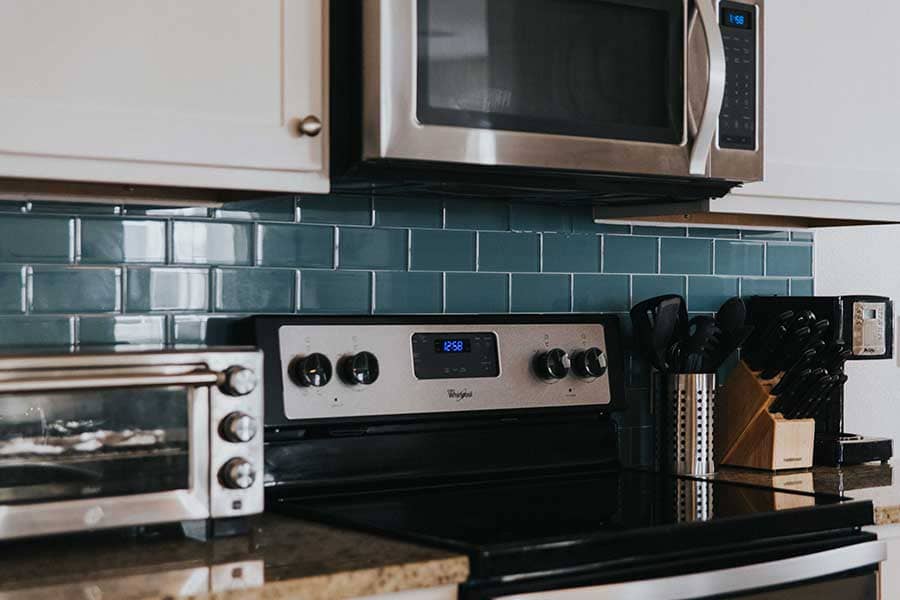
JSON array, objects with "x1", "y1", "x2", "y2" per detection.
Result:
[{"x1": 0, "y1": 348, "x2": 263, "y2": 541}]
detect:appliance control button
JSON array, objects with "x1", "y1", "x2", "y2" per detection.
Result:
[
  {"x1": 218, "y1": 458, "x2": 256, "y2": 490},
  {"x1": 534, "y1": 349, "x2": 570, "y2": 381},
  {"x1": 290, "y1": 353, "x2": 333, "y2": 387},
  {"x1": 220, "y1": 412, "x2": 259, "y2": 443},
  {"x1": 572, "y1": 348, "x2": 608, "y2": 379},
  {"x1": 220, "y1": 366, "x2": 258, "y2": 396},
  {"x1": 339, "y1": 351, "x2": 380, "y2": 385}
]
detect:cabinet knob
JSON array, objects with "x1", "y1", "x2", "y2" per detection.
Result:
[{"x1": 297, "y1": 115, "x2": 323, "y2": 137}]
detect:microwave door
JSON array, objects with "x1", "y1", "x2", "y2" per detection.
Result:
[{"x1": 365, "y1": 0, "x2": 698, "y2": 178}]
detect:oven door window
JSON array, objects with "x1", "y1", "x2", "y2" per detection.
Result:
[
  {"x1": 417, "y1": 0, "x2": 684, "y2": 144},
  {"x1": 0, "y1": 387, "x2": 190, "y2": 505}
]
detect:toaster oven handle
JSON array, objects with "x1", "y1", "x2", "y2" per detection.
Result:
[
  {"x1": 689, "y1": 0, "x2": 726, "y2": 176},
  {"x1": 0, "y1": 370, "x2": 222, "y2": 393}
]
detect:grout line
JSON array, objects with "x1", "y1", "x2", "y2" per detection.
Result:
[
  {"x1": 73, "y1": 218, "x2": 82, "y2": 264},
  {"x1": 538, "y1": 233, "x2": 544, "y2": 273},
  {"x1": 475, "y1": 232, "x2": 481, "y2": 272},
  {"x1": 406, "y1": 228, "x2": 412, "y2": 271},
  {"x1": 656, "y1": 237, "x2": 662, "y2": 274},
  {"x1": 762, "y1": 242, "x2": 768, "y2": 277},
  {"x1": 333, "y1": 227, "x2": 340, "y2": 269},
  {"x1": 370, "y1": 271, "x2": 377, "y2": 315},
  {"x1": 569, "y1": 273, "x2": 575, "y2": 312},
  {"x1": 599, "y1": 235, "x2": 605, "y2": 273},
  {"x1": 442, "y1": 272, "x2": 447, "y2": 314},
  {"x1": 294, "y1": 270, "x2": 302, "y2": 313}
]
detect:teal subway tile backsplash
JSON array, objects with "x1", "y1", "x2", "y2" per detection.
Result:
[
  {"x1": 375, "y1": 272, "x2": 442, "y2": 314},
  {"x1": 81, "y1": 218, "x2": 166, "y2": 264},
  {"x1": 511, "y1": 274, "x2": 570, "y2": 313},
  {"x1": 0, "y1": 195, "x2": 814, "y2": 348},
  {"x1": 0, "y1": 216, "x2": 73, "y2": 263},
  {"x1": 741, "y1": 230, "x2": 790, "y2": 241},
  {"x1": 446, "y1": 273, "x2": 509, "y2": 313},
  {"x1": 339, "y1": 227, "x2": 408, "y2": 270},
  {"x1": 479, "y1": 232, "x2": 540, "y2": 273},
  {"x1": 410, "y1": 230, "x2": 476, "y2": 272},
  {"x1": 256, "y1": 223, "x2": 334, "y2": 269}
]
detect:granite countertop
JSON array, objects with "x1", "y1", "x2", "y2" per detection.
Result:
[
  {"x1": 710, "y1": 463, "x2": 900, "y2": 525},
  {"x1": 0, "y1": 514, "x2": 469, "y2": 600}
]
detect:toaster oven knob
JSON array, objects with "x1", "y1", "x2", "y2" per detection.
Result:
[
  {"x1": 220, "y1": 412, "x2": 259, "y2": 443},
  {"x1": 291, "y1": 353, "x2": 333, "y2": 387},
  {"x1": 534, "y1": 348, "x2": 570, "y2": 381},
  {"x1": 219, "y1": 458, "x2": 257, "y2": 490},
  {"x1": 220, "y1": 366, "x2": 258, "y2": 397},
  {"x1": 339, "y1": 351, "x2": 380, "y2": 385},
  {"x1": 572, "y1": 348, "x2": 608, "y2": 379}
]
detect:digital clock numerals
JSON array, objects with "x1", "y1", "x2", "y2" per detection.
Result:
[
  {"x1": 443, "y1": 340, "x2": 465, "y2": 353},
  {"x1": 434, "y1": 339, "x2": 470, "y2": 353}
]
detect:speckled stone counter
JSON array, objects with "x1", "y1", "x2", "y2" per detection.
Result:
[
  {"x1": 709, "y1": 464, "x2": 900, "y2": 525},
  {"x1": 0, "y1": 514, "x2": 469, "y2": 600}
]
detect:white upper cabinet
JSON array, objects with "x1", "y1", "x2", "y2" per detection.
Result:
[
  {"x1": 0, "y1": 0, "x2": 328, "y2": 194},
  {"x1": 717, "y1": 0, "x2": 900, "y2": 222}
]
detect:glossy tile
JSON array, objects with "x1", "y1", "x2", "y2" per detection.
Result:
[
  {"x1": 445, "y1": 273, "x2": 509, "y2": 313},
  {"x1": 256, "y1": 224, "x2": 334, "y2": 268},
  {"x1": 660, "y1": 238, "x2": 713, "y2": 274},
  {"x1": 0, "y1": 216, "x2": 73, "y2": 263},
  {"x1": 632, "y1": 275, "x2": 686, "y2": 304},
  {"x1": 767, "y1": 244, "x2": 813, "y2": 277},
  {"x1": 29, "y1": 201, "x2": 120, "y2": 215},
  {"x1": 543, "y1": 234, "x2": 600, "y2": 273},
  {"x1": 0, "y1": 317, "x2": 73, "y2": 347},
  {"x1": 571, "y1": 209, "x2": 630, "y2": 234},
  {"x1": 604, "y1": 236, "x2": 657, "y2": 274},
  {"x1": 214, "y1": 268, "x2": 295, "y2": 313},
  {"x1": 410, "y1": 230, "x2": 476, "y2": 272},
  {"x1": 791, "y1": 231, "x2": 814, "y2": 242},
  {"x1": 0, "y1": 267, "x2": 25, "y2": 314},
  {"x1": 374, "y1": 272, "x2": 442, "y2": 314},
  {"x1": 126, "y1": 268, "x2": 209, "y2": 312},
  {"x1": 689, "y1": 277, "x2": 739, "y2": 312},
  {"x1": 214, "y1": 196, "x2": 295, "y2": 221},
  {"x1": 741, "y1": 230, "x2": 790, "y2": 241},
  {"x1": 171, "y1": 314, "x2": 241, "y2": 345},
  {"x1": 31, "y1": 267, "x2": 121, "y2": 314},
  {"x1": 688, "y1": 227, "x2": 740, "y2": 239},
  {"x1": 78, "y1": 315, "x2": 166, "y2": 346},
  {"x1": 791, "y1": 279, "x2": 815, "y2": 296},
  {"x1": 715, "y1": 241, "x2": 764, "y2": 276},
  {"x1": 633, "y1": 226, "x2": 686, "y2": 237},
  {"x1": 374, "y1": 196, "x2": 442, "y2": 229},
  {"x1": 478, "y1": 232, "x2": 540, "y2": 273},
  {"x1": 81, "y1": 218, "x2": 166, "y2": 264},
  {"x1": 172, "y1": 221, "x2": 252, "y2": 266},
  {"x1": 741, "y1": 278, "x2": 789, "y2": 297},
  {"x1": 510, "y1": 203, "x2": 571, "y2": 233},
  {"x1": 300, "y1": 270, "x2": 372, "y2": 314},
  {"x1": 510, "y1": 274, "x2": 571, "y2": 313},
  {"x1": 573, "y1": 274, "x2": 630, "y2": 312},
  {"x1": 339, "y1": 227, "x2": 408, "y2": 270},
  {"x1": 444, "y1": 199, "x2": 509, "y2": 231},
  {"x1": 298, "y1": 194, "x2": 371, "y2": 226}
]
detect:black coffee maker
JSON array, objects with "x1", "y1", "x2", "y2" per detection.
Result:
[{"x1": 748, "y1": 295, "x2": 893, "y2": 466}]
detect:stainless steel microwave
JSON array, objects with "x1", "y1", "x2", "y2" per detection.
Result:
[
  {"x1": 335, "y1": 0, "x2": 764, "y2": 198},
  {"x1": 0, "y1": 348, "x2": 263, "y2": 541}
]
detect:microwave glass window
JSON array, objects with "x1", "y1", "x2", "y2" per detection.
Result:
[
  {"x1": 417, "y1": 0, "x2": 684, "y2": 144},
  {"x1": 0, "y1": 387, "x2": 190, "y2": 505}
]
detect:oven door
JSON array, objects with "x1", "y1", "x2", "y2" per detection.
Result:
[
  {"x1": 0, "y1": 365, "x2": 227, "y2": 540},
  {"x1": 492, "y1": 541, "x2": 885, "y2": 600},
  {"x1": 364, "y1": 0, "x2": 737, "y2": 179}
]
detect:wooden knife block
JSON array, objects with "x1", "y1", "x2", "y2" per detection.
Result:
[{"x1": 716, "y1": 360, "x2": 815, "y2": 471}]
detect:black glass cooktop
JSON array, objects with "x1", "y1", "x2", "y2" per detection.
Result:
[{"x1": 274, "y1": 469, "x2": 872, "y2": 579}]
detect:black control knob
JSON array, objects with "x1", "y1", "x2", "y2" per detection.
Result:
[
  {"x1": 339, "y1": 351, "x2": 380, "y2": 385},
  {"x1": 534, "y1": 348, "x2": 570, "y2": 381},
  {"x1": 290, "y1": 353, "x2": 333, "y2": 387},
  {"x1": 572, "y1": 348, "x2": 608, "y2": 379}
]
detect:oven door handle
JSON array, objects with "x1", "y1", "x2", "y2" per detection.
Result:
[
  {"x1": 0, "y1": 370, "x2": 222, "y2": 393},
  {"x1": 689, "y1": 0, "x2": 726, "y2": 176},
  {"x1": 496, "y1": 541, "x2": 886, "y2": 600}
]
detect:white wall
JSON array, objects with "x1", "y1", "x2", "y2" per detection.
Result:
[{"x1": 816, "y1": 225, "x2": 900, "y2": 444}]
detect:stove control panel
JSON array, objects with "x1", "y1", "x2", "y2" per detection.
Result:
[{"x1": 276, "y1": 322, "x2": 614, "y2": 420}]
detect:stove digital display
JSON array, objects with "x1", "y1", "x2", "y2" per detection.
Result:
[{"x1": 435, "y1": 339, "x2": 471, "y2": 353}]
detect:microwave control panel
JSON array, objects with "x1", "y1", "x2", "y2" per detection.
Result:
[{"x1": 719, "y1": 1, "x2": 757, "y2": 151}]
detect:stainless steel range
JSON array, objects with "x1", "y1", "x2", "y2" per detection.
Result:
[{"x1": 246, "y1": 315, "x2": 884, "y2": 600}]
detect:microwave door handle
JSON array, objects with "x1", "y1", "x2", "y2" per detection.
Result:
[
  {"x1": 0, "y1": 371, "x2": 221, "y2": 393},
  {"x1": 689, "y1": 0, "x2": 726, "y2": 176}
]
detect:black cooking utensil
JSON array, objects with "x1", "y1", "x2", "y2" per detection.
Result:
[
  {"x1": 629, "y1": 295, "x2": 688, "y2": 372},
  {"x1": 681, "y1": 316, "x2": 721, "y2": 373},
  {"x1": 711, "y1": 297, "x2": 749, "y2": 368}
]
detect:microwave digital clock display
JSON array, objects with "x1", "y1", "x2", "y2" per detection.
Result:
[{"x1": 722, "y1": 7, "x2": 752, "y2": 30}]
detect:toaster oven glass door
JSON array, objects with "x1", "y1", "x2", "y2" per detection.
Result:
[
  {"x1": 0, "y1": 387, "x2": 192, "y2": 505},
  {"x1": 417, "y1": 0, "x2": 685, "y2": 145}
]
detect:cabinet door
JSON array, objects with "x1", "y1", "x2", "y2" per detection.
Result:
[
  {"x1": 725, "y1": 0, "x2": 900, "y2": 218},
  {"x1": 0, "y1": 0, "x2": 328, "y2": 193}
]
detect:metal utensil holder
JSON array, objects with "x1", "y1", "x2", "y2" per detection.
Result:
[{"x1": 658, "y1": 373, "x2": 716, "y2": 476}]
